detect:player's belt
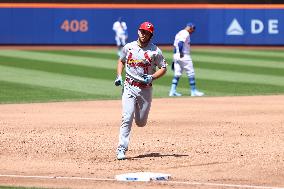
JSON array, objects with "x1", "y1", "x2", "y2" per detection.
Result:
[{"x1": 126, "y1": 78, "x2": 152, "y2": 88}]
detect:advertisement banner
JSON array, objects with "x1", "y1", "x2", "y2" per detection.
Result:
[{"x1": 0, "y1": 5, "x2": 283, "y2": 45}]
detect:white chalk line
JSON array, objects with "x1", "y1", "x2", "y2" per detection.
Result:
[
  {"x1": 0, "y1": 174, "x2": 114, "y2": 181},
  {"x1": 0, "y1": 174, "x2": 283, "y2": 189}
]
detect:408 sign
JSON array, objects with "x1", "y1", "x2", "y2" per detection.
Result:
[{"x1": 60, "y1": 19, "x2": 88, "y2": 32}]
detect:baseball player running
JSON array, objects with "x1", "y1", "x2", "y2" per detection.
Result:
[
  {"x1": 169, "y1": 22, "x2": 204, "y2": 97},
  {"x1": 114, "y1": 21, "x2": 167, "y2": 160},
  {"x1": 112, "y1": 17, "x2": 128, "y2": 57}
]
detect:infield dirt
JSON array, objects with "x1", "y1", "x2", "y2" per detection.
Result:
[{"x1": 0, "y1": 95, "x2": 283, "y2": 189}]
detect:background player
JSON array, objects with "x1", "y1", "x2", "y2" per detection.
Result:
[
  {"x1": 114, "y1": 21, "x2": 167, "y2": 160},
  {"x1": 112, "y1": 17, "x2": 128, "y2": 56},
  {"x1": 169, "y1": 22, "x2": 204, "y2": 97}
]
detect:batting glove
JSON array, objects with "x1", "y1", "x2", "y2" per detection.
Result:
[
  {"x1": 142, "y1": 74, "x2": 153, "y2": 84},
  {"x1": 114, "y1": 75, "x2": 123, "y2": 86}
]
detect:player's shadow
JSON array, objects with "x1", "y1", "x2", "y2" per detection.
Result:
[{"x1": 130, "y1": 152, "x2": 188, "y2": 159}]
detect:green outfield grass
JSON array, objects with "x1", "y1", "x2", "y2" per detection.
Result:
[{"x1": 0, "y1": 47, "x2": 283, "y2": 104}]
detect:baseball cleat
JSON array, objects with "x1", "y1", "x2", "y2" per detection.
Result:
[
  {"x1": 117, "y1": 149, "x2": 126, "y2": 160},
  {"x1": 191, "y1": 89, "x2": 204, "y2": 97},
  {"x1": 169, "y1": 91, "x2": 182, "y2": 97}
]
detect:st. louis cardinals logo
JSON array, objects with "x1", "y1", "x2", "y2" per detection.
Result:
[
  {"x1": 147, "y1": 23, "x2": 152, "y2": 29},
  {"x1": 126, "y1": 52, "x2": 152, "y2": 74}
]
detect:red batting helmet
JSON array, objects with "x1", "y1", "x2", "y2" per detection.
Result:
[{"x1": 139, "y1": 22, "x2": 154, "y2": 34}]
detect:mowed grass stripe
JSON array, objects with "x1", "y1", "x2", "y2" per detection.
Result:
[
  {"x1": 32, "y1": 47, "x2": 284, "y2": 62},
  {"x1": 3, "y1": 49, "x2": 283, "y2": 74},
  {"x1": 0, "y1": 47, "x2": 283, "y2": 104},
  {"x1": 0, "y1": 65, "x2": 122, "y2": 96},
  {"x1": 193, "y1": 51, "x2": 284, "y2": 63},
  {"x1": 31, "y1": 49, "x2": 172, "y2": 64},
  {"x1": 0, "y1": 50, "x2": 116, "y2": 69},
  {"x1": 192, "y1": 55, "x2": 284, "y2": 69},
  {"x1": 77, "y1": 48, "x2": 118, "y2": 54},
  {"x1": 196, "y1": 68, "x2": 284, "y2": 87},
  {"x1": 31, "y1": 50, "x2": 118, "y2": 61},
  {"x1": 155, "y1": 77, "x2": 284, "y2": 97},
  {"x1": 6, "y1": 49, "x2": 284, "y2": 74},
  {"x1": 195, "y1": 61, "x2": 284, "y2": 77},
  {"x1": 0, "y1": 65, "x2": 173, "y2": 99},
  {"x1": 163, "y1": 49, "x2": 284, "y2": 69},
  {"x1": 0, "y1": 53, "x2": 283, "y2": 84},
  {"x1": 0, "y1": 80, "x2": 109, "y2": 104},
  {"x1": 161, "y1": 53, "x2": 284, "y2": 69},
  {"x1": 1, "y1": 55, "x2": 283, "y2": 88},
  {"x1": 196, "y1": 78, "x2": 284, "y2": 96},
  {"x1": 0, "y1": 56, "x2": 172, "y2": 88},
  {"x1": 191, "y1": 48, "x2": 284, "y2": 59},
  {"x1": 8, "y1": 49, "x2": 284, "y2": 77},
  {"x1": 0, "y1": 56, "x2": 117, "y2": 80},
  {"x1": 0, "y1": 69, "x2": 282, "y2": 104},
  {"x1": 0, "y1": 65, "x2": 283, "y2": 103},
  {"x1": 1, "y1": 65, "x2": 282, "y2": 101}
]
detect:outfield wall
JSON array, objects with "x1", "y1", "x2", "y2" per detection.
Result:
[{"x1": 0, "y1": 4, "x2": 283, "y2": 45}]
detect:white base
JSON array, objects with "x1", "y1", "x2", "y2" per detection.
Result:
[{"x1": 115, "y1": 172, "x2": 171, "y2": 182}]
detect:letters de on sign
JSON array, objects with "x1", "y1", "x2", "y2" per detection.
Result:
[{"x1": 251, "y1": 19, "x2": 279, "y2": 34}]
